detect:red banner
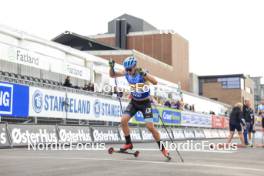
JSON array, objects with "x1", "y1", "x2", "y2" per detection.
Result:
[
  {"x1": 222, "y1": 116, "x2": 229, "y2": 129},
  {"x1": 212, "y1": 115, "x2": 224, "y2": 128}
]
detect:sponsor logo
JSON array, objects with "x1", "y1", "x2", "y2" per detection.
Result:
[
  {"x1": 172, "y1": 129, "x2": 185, "y2": 139},
  {"x1": 119, "y1": 129, "x2": 141, "y2": 141},
  {"x1": 159, "y1": 129, "x2": 170, "y2": 139},
  {"x1": 16, "y1": 49, "x2": 40, "y2": 66},
  {"x1": 0, "y1": 127, "x2": 7, "y2": 145},
  {"x1": 93, "y1": 99, "x2": 100, "y2": 117},
  {"x1": 65, "y1": 64, "x2": 83, "y2": 77},
  {"x1": 59, "y1": 129, "x2": 92, "y2": 143},
  {"x1": 145, "y1": 108, "x2": 151, "y2": 113},
  {"x1": 141, "y1": 129, "x2": 153, "y2": 140},
  {"x1": 0, "y1": 83, "x2": 13, "y2": 115},
  {"x1": 31, "y1": 88, "x2": 91, "y2": 115},
  {"x1": 11, "y1": 128, "x2": 57, "y2": 144},
  {"x1": 93, "y1": 99, "x2": 121, "y2": 118},
  {"x1": 32, "y1": 90, "x2": 43, "y2": 113},
  {"x1": 162, "y1": 110, "x2": 181, "y2": 124},
  {"x1": 93, "y1": 129, "x2": 119, "y2": 142}
]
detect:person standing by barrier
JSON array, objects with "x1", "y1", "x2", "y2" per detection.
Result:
[
  {"x1": 227, "y1": 103, "x2": 245, "y2": 145},
  {"x1": 242, "y1": 99, "x2": 254, "y2": 145},
  {"x1": 257, "y1": 100, "x2": 264, "y2": 143},
  {"x1": 109, "y1": 56, "x2": 170, "y2": 158}
]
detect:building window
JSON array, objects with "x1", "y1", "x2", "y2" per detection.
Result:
[{"x1": 217, "y1": 77, "x2": 241, "y2": 89}]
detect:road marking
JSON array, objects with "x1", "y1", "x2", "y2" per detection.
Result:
[
  {"x1": 1, "y1": 155, "x2": 263, "y2": 172},
  {"x1": 133, "y1": 148, "x2": 236, "y2": 153}
]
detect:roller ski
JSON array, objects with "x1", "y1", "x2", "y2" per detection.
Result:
[{"x1": 108, "y1": 143, "x2": 140, "y2": 158}]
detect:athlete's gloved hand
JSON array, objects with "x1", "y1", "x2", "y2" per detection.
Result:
[
  {"x1": 109, "y1": 59, "x2": 115, "y2": 69},
  {"x1": 137, "y1": 68, "x2": 147, "y2": 77}
]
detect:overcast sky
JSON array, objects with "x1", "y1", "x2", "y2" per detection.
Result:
[{"x1": 0, "y1": 0, "x2": 263, "y2": 82}]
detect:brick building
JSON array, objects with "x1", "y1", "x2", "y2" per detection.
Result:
[
  {"x1": 198, "y1": 74, "x2": 254, "y2": 107},
  {"x1": 53, "y1": 14, "x2": 189, "y2": 90}
]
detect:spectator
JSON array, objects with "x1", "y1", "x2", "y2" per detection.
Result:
[
  {"x1": 226, "y1": 103, "x2": 245, "y2": 146},
  {"x1": 191, "y1": 104, "x2": 195, "y2": 112},
  {"x1": 83, "y1": 83, "x2": 95, "y2": 92},
  {"x1": 257, "y1": 100, "x2": 264, "y2": 133},
  {"x1": 89, "y1": 83, "x2": 95, "y2": 92},
  {"x1": 209, "y1": 111, "x2": 215, "y2": 115},
  {"x1": 63, "y1": 76, "x2": 72, "y2": 87},
  {"x1": 179, "y1": 99, "x2": 184, "y2": 110},
  {"x1": 174, "y1": 100, "x2": 181, "y2": 110},
  {"x1": 171, "y1": 101, "x2": 177, "y2": 109},
  {"x1": 243, "y1": 99, "x2": 254, "y2": 145},
  {"x1": 164, "y1": 100, "x2": 171, "y2": 108},
  {"x1": 83, "y1": 84, "x2": 89, "y2": 91},
  {"x1": 73, "y1": 85, "x2": 80, "y2": 89},
  {"x1": 184, "y1": 103, "x2": 190, "y2": 111}
]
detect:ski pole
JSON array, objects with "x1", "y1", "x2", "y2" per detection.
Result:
[
  {"x1": 110, "y1": 60, "x2": 124, "y2": 113},
  {"x1": 151, "y1": 99, "x2": 184, "y2": 163}
]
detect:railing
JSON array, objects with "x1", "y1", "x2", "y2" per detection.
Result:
[{"x1": 0, "y1": 74, "x2": 129, "y2": 101}]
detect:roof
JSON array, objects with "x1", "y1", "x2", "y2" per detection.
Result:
[
  {"x1": 52, "y1": 31, "x2": 119, "y2": 51},
  {"x1": 108, "y1": 13, "x2": 157, "y2": 33},
  {"x1": 198, "y1": 74, "x2": 246, "y2": 79},
  {"x1": 0, "y1": 25, "x2": 108, "y2": 65}
]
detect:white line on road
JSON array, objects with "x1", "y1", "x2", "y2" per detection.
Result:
[
  {"x1": 1, "y1": 155, "x2": 263, "y2": 173},
  {"x1": 133, "y1": 148, "x2": 236, "y2": 153}
]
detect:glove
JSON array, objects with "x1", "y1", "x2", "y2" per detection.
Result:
[
  {"x1": 137, "y1": 68, "x2": 147, "y2": 77},
  {"x1": 109, "y1": 59, "x2": 115, "y2": 69}
]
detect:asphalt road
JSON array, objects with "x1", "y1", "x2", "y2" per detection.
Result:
[{"x1": 0, "y1": 139, "x2": 263, "y2": 176}]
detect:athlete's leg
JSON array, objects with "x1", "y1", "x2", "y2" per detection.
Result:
[
  {"x1": 145, "y1": 122, "x2": 160, "y2": 141},
  {"x1": 121, "y1": 114, "x2": 132, "y2": 137},
  {"x1": 120, "y1": 101, "x2": 137, "y2": 151},
  {"x1": 145, "y1": 121, "x2": 169, "y2": 157},
  {"x1": 142, "y1": 99, "x2": 169, "y2": 157}
]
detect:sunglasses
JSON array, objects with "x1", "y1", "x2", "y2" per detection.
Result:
[{"x1": 125, "y1": 68, "x2": 132, "y2": 72}]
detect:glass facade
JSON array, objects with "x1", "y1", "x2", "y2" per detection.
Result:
[
  {"x1": 199, "y1": 76, "x2": 245, "y2": 95},
  {"x1": 217, "y1": 77, "x2": 241, "y2": 89}
]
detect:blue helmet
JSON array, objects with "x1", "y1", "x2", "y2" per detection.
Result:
[{"x1": 123, "y1": 56, "x2": 137, "y2": 69}]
